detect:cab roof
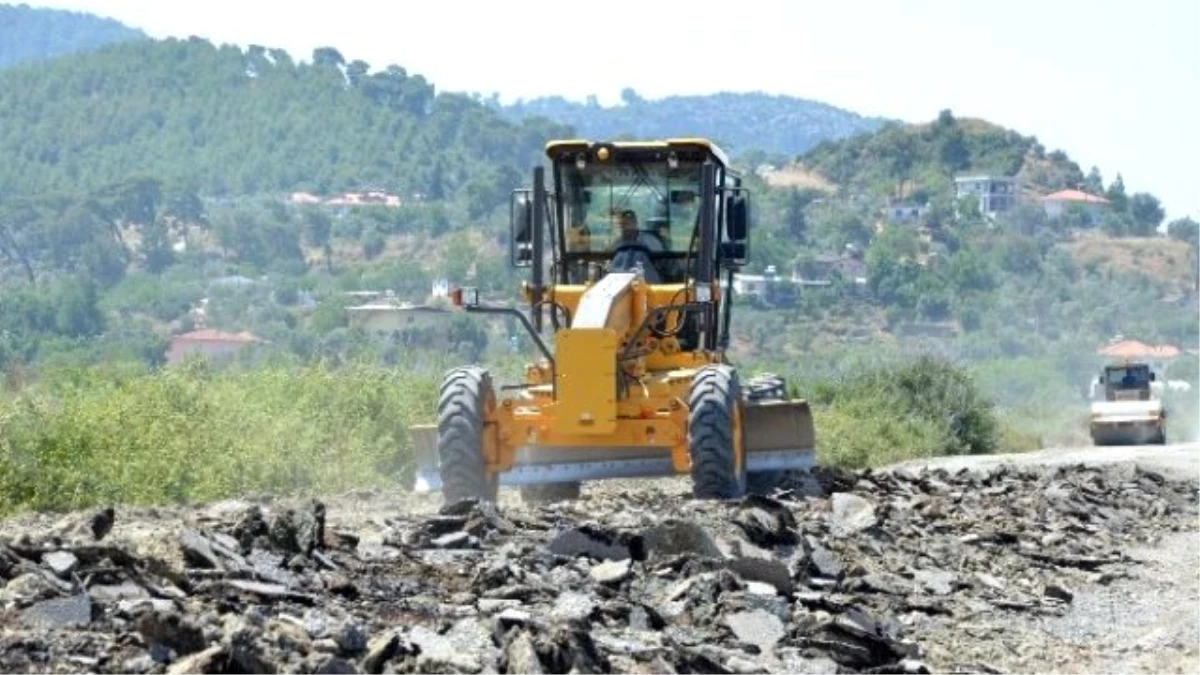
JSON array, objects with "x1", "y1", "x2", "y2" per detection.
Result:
[{"x1": 544, "y1": 138, "x2": 730, "y2": 169}]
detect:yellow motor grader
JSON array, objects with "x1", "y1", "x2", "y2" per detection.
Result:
[{"x1": 411, "y1": 138, "x2": 815, "y2": 502}]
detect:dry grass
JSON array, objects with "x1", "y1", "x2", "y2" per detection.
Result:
[
  {"x1": 761, "y1": 163, "x2": 838, "y2": 193},
  {"x1": 955, "y1": 117, "x2": 1007, "y2": 135},
  {"x1": 1063, "y1": 233, "x2": 1197, "y2": 295}
]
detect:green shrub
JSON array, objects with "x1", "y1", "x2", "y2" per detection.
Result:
[
  {"x1": 814, "y1": 391, "x2": 946, "y2": 468},
  {"x1": 0, "y1": 361, "x2": 437, "y2": 514},
  {"x1": 805, "y1": 354, "x2": 1003, "y2": 468}
]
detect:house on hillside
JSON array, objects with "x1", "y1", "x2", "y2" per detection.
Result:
[
  {"x1": 732, "y1": 266, "x2": 810, "y2": 305},
  {"x1": 289, "y1": 191, "x2": 322, "y2": 205},
  {"x1": 166, "y1": 329, "x2": 263, "y2": 365},
  {"x1": 326, "y1": 191, "x2": 402, "y2": 208},
  {"x1": 734, "y1": 259, "x2": 869, "y2": 305},
  {"x1": 1097, "y1": 338, "x2": 1180, "y2": 363},
  {"x1": 1040, "y1": 189, "x2": 1109, "y2": 221},
  {"x1": 795, "y1": 253, "x2": 868, "y2": 285},
  {"x1": 882, "y1": 201, "x2": 928, "y2": 223},
  {"x1": 288, "y1": 190, "x2": 403, "y2": 212},
  {"x1": 345, "y1": 300, "x2": 445, "y2": 336},
  {"x1": 954, "y1": 174, "x2": 1018, "y2": 216},
  {"x1": 732, "y1": 270, "x2": 777, "y2": 299},
  {"x1": 344, "y1": 281, "x2": 456, "y2": 338}
]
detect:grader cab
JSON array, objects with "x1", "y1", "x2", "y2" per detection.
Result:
[{"x1": 411, "y1": 138, "x2": 815, "y2": 501}]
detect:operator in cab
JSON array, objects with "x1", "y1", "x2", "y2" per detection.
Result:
[
  {"x1": 606, "y1": 209, "x2": 667, "y2": 283},
  {"x1": 609, "y1": 209, "x2": 666, "y2": 253}
]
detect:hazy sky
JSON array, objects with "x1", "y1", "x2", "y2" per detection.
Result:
[{"x1": 26, "y1": 0, "x2": 1200, "y2": 221}]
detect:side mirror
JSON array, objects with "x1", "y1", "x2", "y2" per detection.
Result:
[
  {"x1": 722, "y1": 191, "x2": 749, "y2": 267},
  {"x1": 727, "y1": 193, "x2": 749, "y2": 242},
  {"x1": 1150, "y1": 372, "x2": 1156, "y2": 381},
  {"x1": 510, "y1": 190, "x2": 533, "y2": 267}
]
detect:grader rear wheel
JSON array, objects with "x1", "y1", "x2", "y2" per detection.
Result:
[{"x1": 437, "y1": 366, "x2": 499, "y2": 503}]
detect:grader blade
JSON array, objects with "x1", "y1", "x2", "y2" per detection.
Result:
[
  {"x1": 409, "y1": 398, "x2": 817, "y2": 494},
  {"x1": 743, "y1": 398, "x2": 817, "y2": 473},
  {"x1": 413, "y1": 440, "x2": 679, "y2": 493},
  {"x1": 411, "y1": 414, "x2": 682, "y2": 492},
  {"x1": 410, "y1": 424, "x2": 441, "y2": 493}
]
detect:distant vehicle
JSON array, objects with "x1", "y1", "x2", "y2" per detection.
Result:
[{"x1": 1089, "y1": 361, "x2": 1167, "y2": 446}]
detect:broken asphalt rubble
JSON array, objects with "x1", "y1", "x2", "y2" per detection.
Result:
[{"x1": 0, "y1": 462, "x2": 1195, "y2": 673}]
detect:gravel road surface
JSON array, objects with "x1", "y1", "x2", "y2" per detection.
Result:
[
  {"x1": 0, "y1": 441, "x2": 1195, "y2": 674},
  {"x1": 888, "y1": 441, "x2": 1199, "y2": 674}
]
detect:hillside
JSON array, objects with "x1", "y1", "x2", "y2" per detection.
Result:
[
  {"x1": 1064, "y1": 233, "x2": 1200, "y2": 299},
  {"x1": 735, "y1": 110, "x2": 1098, "y2": 273},
  {"x1": 0, "y1": 37, "x2": 571, "y2": 200},
  {"x1": 0, "y1": 28, "x2": 1193, "y2": 451},
  {"x1": 797, "y1": 110, "x2": 1086, "y2": 200},
  {"x1": 490, "y1": 89, "x2": 889, "y2": 158},
  {"x1": 0, "y1": 3, "x2": 147, "y2": 68},
  {"x1": 753, "y1": 109, "x2": 1183, "y2": 277},
  {"x1": 0, "y1": 34, "x2": 572, "y2": 358},
  {"x1": 728, "y1": 109, "x2": 1197, "y2": 424}
]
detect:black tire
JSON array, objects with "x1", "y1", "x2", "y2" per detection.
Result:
[
  {"x1": 688, "y1": 365, "x2": 747, "y2": 499},
  {"x1": 519, "y1": 482, "x2": 582, "y2": 504},
  {"x1": 747, "y1": 471, "x2": 785, "y2": 495},
  {"x1": 437, "y1": 366, "x2": 499, "y2": 503}
]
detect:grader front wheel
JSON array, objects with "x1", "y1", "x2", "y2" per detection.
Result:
[
  {"x1": 688, "y1": 365, "x2": 748, "y2": 499},
  {"x1": 437, "y1": 366, "x2": 499, "y2": 503}
]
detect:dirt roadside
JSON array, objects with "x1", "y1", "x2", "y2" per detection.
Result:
[
  {"x1": 887, "y1": 442, "x2": 1199, "y2": 674},
  {"x1": 887, "y1": 442, "x2": 1199, "y2": 480}
]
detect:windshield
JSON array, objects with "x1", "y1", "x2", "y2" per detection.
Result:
[
  {"x1": 1107, "y1": 366, "x2": 1150, "y2": 387},
  {"x1": 557, "y1": 160, "x2": 703, "y2": 258}
]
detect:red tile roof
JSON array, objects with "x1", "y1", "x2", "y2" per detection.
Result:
[
  {"x1": 1042, "y1": 189, "x2": 1110, "y2": 204},
  {"x1": 173, "y1": 329, "x2": 261, "y2": 344},
  {"x1": 1097, "y1": 339, "x2": 1180, "y2": 359}
]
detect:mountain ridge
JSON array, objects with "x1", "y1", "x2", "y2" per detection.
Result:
[
  {"x1": 486, "y1": 88, "x2": 891, "y2": 159},
  {"x1": 0, "y1": 2, "x2": 148, "y2": 68}
]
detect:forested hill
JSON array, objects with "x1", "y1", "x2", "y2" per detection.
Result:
[
  {"x1": 791, "y1": 110, "x2": 1173, "y2": 238},
  {"x1": 489, "y1": 89, "x2": 889, "y2": 158},
  {"x1": 799, "y1": 111, "x2": 1086, "y2": 199},
  {"x1": 0, "y1": 3, "x2": 147, "y2": 68},
  {"x1": 0, "y1": 37, "x2": 572, "y2": 201}
]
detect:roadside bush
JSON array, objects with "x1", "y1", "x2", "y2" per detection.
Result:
[
  {"x1": 807, "y1": 355, "x2": 1001, "y2": 468},
  {"x1": 814, "y1": 391, "x2": 946, "y2": 468},
  {"x1": 0, "y1": 360, "x2": 438, "y2": 515}
]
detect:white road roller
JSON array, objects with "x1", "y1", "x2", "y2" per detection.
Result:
[{"x1": 1089, "y1": 361, "x2": 1168, "y2": 446}]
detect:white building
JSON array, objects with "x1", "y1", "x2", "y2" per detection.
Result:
[
  {"x1": 882, "y1": 202, "x2": 928, "y2": 223},
  {"x1": 954, "y1": 175, "x2": 1018, "y2": 216}
]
